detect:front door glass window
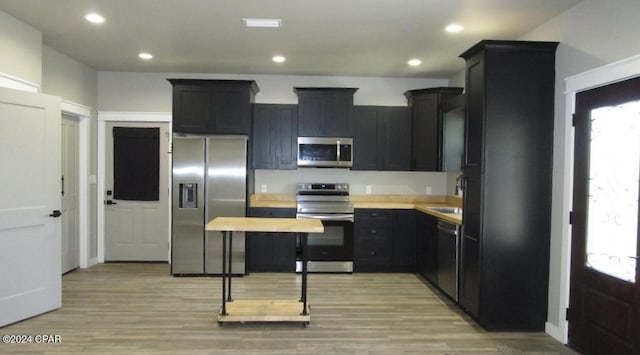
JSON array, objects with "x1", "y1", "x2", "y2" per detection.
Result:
[{"x1": 585, "y1": 100, "x2": 640, "y2": 283}]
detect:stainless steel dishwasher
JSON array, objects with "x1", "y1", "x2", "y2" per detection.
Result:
[{"x1": 437, "y1": 219, "x2": 460, "y2": 301}]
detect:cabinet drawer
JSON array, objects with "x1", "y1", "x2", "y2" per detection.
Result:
[
  {"x1": 355, "y1": 209, "x2": 393, "y2": 227},
  {"x1": 355, "y1": 226, "x2": 392, "y2": 240}
]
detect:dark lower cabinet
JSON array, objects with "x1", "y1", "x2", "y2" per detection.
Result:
[
  {"x1": 354, "y1": 209, "x2": 417, "y2": 272},
  {"x1": 354, "y1": 209, "x2": 393, "y2": 272},
  {"x1": 415, "y1": 211, "x2": 438, "y2": 283},
  {"x1": 391, "y1": 210, "x2": 416, "y2": 272},
  {"x1": 458, "y1": 234, "x2": 480, "y2": 316},
  {"x1": 459, "y1": 40, "x2": 558, "y2": 330},
  {"x1": 247, "y1": 208, "x2": 296, "y2": 272},
  {"x1": 251, "y1": 104, "x2": 298, "y2": 169}
]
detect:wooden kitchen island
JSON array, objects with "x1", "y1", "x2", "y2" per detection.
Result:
[{"x1": 205, "y1": 217, "x2": 324, "y2": 326}]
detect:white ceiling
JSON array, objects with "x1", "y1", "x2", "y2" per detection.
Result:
[{"x1": 0, "y1": 0, "x2": 582, "y2": 78}]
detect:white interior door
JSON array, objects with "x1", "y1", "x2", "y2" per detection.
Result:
[
  {"x1": 61, "y1": 114, "x2": 80, "y2": 273},
  {"x1": 0, "y1": 87, "x2": 62, "y2": 327},
  {"x1": 104, "y1": 122, "x2": 169, "y2": 261}
]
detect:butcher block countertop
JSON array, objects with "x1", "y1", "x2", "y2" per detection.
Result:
[
  {"x1": 206, "y1": 216, "x2": 324, "y2": 233},
  {"x1": 250, "y1": 194, "x2": 463, "y2": 225}
]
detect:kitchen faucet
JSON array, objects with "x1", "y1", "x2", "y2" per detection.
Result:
[{"x1": 455, "y1": 174, "x2": 464, "y2": 196}]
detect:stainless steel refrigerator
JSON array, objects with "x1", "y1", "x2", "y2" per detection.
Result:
[{"x1": 171, "y1": 134, "x2": 247, "y2": 275}]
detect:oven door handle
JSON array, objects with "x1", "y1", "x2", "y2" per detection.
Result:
[{"x1": 297, "y1": 214, "x2": 354, "y2": 222}]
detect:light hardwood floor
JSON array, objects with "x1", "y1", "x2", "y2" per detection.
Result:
[{"x1": 1, "y1": 263, "x2": 579, "y2": 354}]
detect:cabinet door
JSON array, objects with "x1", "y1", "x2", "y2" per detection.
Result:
[
  {"x1": 380, "y1": 107, "x2": 411, "y2": 171},
  {"x1": 392, "y1": 210, "x2": 416, "y2": 271},
  {"x1": 252, "y1": 105, "x2": 276, "y2": 169},
  {"x1": 297, "y1": 92, "x2": 325, "y2": 136},
  {"x1": 416, "y1": 212, "x2": 438, "y2": 283},
  {"x1": 275, "y1": 105, "x2": 298, "y2": 170},
  {"x1": 411, "y1": 95, "x2": 439, "y2": 171},
  {"x1": 252, "y1": 104, "x2": 298, "y2": 170},
  {"x1": 459, "y1": 234, "x2": 480, "y2": 316},
  {"x1": 353, "y1": 107, "x2": 379, "y2": 170},
  {"x1": 324, "y1": 92, "x2": 352, "y2": 137},
  {"x1": 211, "y1": 86, "x2": 250, "y2": 134},
  {"x1": 247, "y1": 208, "x2": 296, "y2": 272},
  {"x1": 172, "y1": 85, "x2": 212, "y2": 134}
]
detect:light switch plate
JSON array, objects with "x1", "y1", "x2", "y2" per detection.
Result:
[
  {"x1": 260, "y1": 184, "x2": 267, "y2": 193},
  {"x1": 366, "y1": 185, "x2": 372, "y2": 194}
]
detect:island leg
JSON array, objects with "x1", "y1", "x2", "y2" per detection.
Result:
[
  {"x1": 227, "y1": 231, "x2": 233, "y2": 302},
  {"x1": 301, "y1": 232, "x2": 308, "y2": 316},
  {"x1": 221, "y1": 231, "x2": 228, "y2": 316}
]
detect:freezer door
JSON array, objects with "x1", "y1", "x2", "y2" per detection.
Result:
[
  {"x1": 171, "y1": 136, "x2": 205, "y2": 274},
  {"x1": 205, "y1": 136, "x2": 247, "y2": 274}
]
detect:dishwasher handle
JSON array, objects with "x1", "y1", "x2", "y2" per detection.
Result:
[{"x1": 437, "y1": 220, "x2": 459, "y2": 235}]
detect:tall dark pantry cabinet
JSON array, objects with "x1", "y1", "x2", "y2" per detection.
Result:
[{"x1": 458, "y1": 40, "x2": 558, "y2": 330}]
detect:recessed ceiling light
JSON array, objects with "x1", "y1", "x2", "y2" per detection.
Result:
[
  {"x1": 85, "y1": 12, "x2": 105, "y2": 24},
  {"x1": 272, "y1": 55, "x2": 286, "y2": 63},
  {"x1": 445, "y1": 23, "x2": 464, "y2": 33},
  {"x1": 408, "y1": 59, "x2": 422, "y2": 67},
  {"x1": 139, "y1": 52, "x2": 153, "y2": 60},
  {"x1": 242, "y1": 18, "x2": 282, "y2": 28}
]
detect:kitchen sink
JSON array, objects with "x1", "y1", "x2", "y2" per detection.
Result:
[{"x1": 428, "y1": 207, "x2": 462, "y2": 214}]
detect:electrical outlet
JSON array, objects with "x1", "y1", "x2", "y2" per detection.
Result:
[
  {"x1": 425, "y1": 186, "x2": 432, "y2": 195},
  {"x1": 366, "y1": 185, "x2": 372, "y2": 194},
  {"x1": 260, "y1": 184, "x2": 267, "y2": 193}
]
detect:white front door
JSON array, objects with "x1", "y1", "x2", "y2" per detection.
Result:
[
  {"x1": 104, "y1": 122, "x2": 169, "y2": 261},
  {"x1": 0, "y1": 87, "x2": 62, "y2": 327},
  {"x1": 61, "y1": 114, "x2": 80, "y2": 273}
]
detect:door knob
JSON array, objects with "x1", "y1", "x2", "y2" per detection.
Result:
[{"x1": 49, "y1": 210, "x2": 62, "y2": 218}]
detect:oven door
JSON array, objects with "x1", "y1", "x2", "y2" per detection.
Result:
[
  {"x1": 296, "y1": 214, "x2": 354, "y2": 272},
  {"x1": 307, "y1": 219, "x2": 353, "y2": 261}
]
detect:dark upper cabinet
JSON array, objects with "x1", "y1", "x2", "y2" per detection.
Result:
[
  {"x1": 442, "y1": 94, "x2": 465, "y2": 172},
  {"x1": 404, "y1": 87, "x2": 464, "y2": 171},
  {"x1": 295, "y1": 88, "x2": 357, "y2": 137},
  {"x1": 251, "y1": 104, "x2": 298, "y2": 170},
  {"x1": 168, "y1": 79, "x2": 258, "y2": 135},
  {"x1": 459, "y1": 40, "x2": 558, "y2": 331},
  {"x1": 353, "y1": 106, "x2": 411, "y2": 171}
]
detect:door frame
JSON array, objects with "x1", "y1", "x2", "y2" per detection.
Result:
[
  {"x1": 552, "y1": 53, "x2": 640, "y2": 343},
  {"x1": 97, "y1": 112, "x2": 172, "y2": 263},
  {"x1": 60, "y1": 101, "x2": 92, "y2": 269}
]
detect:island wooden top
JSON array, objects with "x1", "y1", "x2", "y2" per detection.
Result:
[{"x1": 205, "y1": 217, "x2": 324, "y2": 233}]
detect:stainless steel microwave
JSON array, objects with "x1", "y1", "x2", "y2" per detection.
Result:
[{"x1": 297, "y1": 137, "x2": 353, "y2": 168}]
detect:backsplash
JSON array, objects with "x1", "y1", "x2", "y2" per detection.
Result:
[{"x1": 254, "y1": 169, "x2": 447, "y2": 195}]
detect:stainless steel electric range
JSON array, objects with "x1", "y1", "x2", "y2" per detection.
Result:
[{"x1": 295, "y1": 183, "x2": 354, "y2": 273}]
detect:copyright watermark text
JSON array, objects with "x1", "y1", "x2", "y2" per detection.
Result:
[{"x1": 2, "y1": 334, "x2": 62, "y2": 344}]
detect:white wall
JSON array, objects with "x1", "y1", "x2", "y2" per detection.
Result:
[
  {"x1": 0, "y1": 10, "x2": 42, "y2": 88},
  {"x1": 97, "y1": 71, "x2": 448, "y2": 111},
  {"x1": 256, "y1": 169, "x2": 446, "y2": 196}
]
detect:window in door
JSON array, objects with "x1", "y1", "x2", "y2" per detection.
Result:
[{"x1": 585, "y1": 100, "x2": 640, "y2": 283}]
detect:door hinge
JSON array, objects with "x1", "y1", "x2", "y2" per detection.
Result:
[
  {"x1": 569, "y1": 211, "x2": 574, "y2": 225},
  {"x1": 572, "y1": 113, "x2": 576, "y2": 127},
  {"x1": 566, "y1": 307, "x2": 571, "y2": 321}
]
